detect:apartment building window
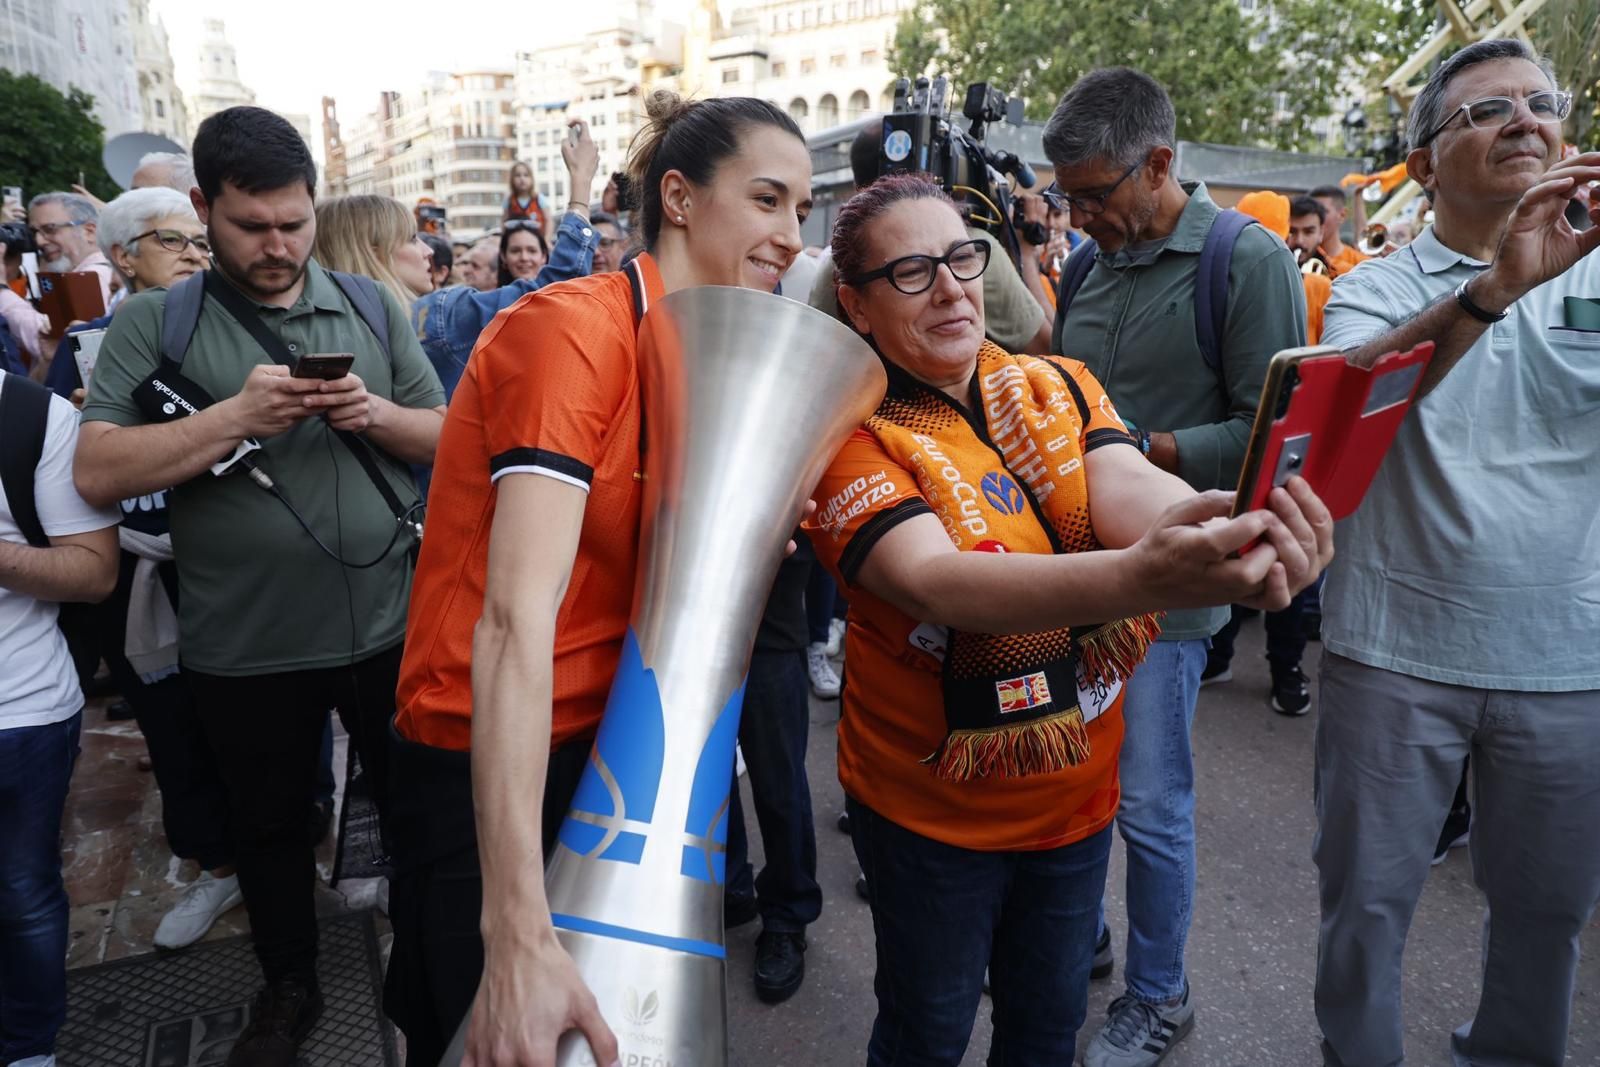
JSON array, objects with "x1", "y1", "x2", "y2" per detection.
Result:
[
  {"x1": 818, "y1": 93, "x2": 839, "y2": 128},
  {"x1": 722, "y1": 67, "x2": 740, "y2": 84},
  {"x1": 800, "y1": 57, "x2": 815, "y2": 74},
  {"x1": 861, "y1": 48, "x2": 879, "y2": 65},
  {"x1": 830, "y1": 52, "x2": 847, "y2": 69},
  {"x1": 155, "y1": 100, "x2": 165, "y2": 117},
  {"x1": 540, "y1": 183, "x2": 552, "y2": 197},
  {"x1": 537, "y1": 157, "x2": 549, "y2": 172},
  {"x1": 771, "y1": 60, "x2": 786, "y2": 77}
]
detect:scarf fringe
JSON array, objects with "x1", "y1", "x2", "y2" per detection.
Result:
[
  {"x1": 1076, "y1": 613, "x2": 1164, "y2": 689},
  {"x1": 922, "y1": 706, "x2": 1092, "y2": 782}
]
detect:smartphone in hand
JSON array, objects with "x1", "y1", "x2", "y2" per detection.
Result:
[{"x1": 291, "y1": 353, "x2": 354, "y2": 380}]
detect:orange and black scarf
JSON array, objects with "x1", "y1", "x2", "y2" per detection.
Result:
[{"x1": 863, "y1": 342, "x2": 1161, "y2": 782}]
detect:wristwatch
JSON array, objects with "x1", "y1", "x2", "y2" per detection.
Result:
[{"x1": 1455, "y1": 276, "x2": 1508, "y2": 324}]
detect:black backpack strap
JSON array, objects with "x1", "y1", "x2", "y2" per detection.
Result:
[
  {"x1": 1, "y1": 372, "x2": 55, "y2": 547},
  {"x1": 1194, "y1": 209, "x2": 1255, "y2": 392},
  {"x1": 159, "y1": 271, "x2": 209, "y2": 366},
  {"x1": 1051, "y1": 239, "x2": 1099, "y2": 355},
  {"x1": 329, "y1": 271, "x2": 393, "y2": 362}
]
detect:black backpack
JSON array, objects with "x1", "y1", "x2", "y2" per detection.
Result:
[{"x1": 0, "y1": 372, "x2": 54, "y2": 548}]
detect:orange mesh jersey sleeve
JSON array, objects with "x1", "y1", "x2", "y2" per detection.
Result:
[
  {"x1": 805, "y1": 429, "x2": 932, "y2": 586},
  {"x1": 476, "y1": 285, "x2": 638, "y2": 491}
]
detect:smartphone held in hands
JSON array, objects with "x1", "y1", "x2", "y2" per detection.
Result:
[
  {"x1": 290, "y1": 353, "x2": 354, "y2": 380},
  {"x1": 1232, "y1": 343, "x2": 1434, "y2": 544}
]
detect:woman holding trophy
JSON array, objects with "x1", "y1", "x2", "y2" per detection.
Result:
[
  {"x1": 384, "y1": 91, "x2": 817, "y2": 1067},
  {"x1": 806, "y1": 173, "x2": 1334, "y2": 1065}
]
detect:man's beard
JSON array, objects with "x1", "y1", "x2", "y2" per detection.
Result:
[
  {"x1": 41, "y1": 253, "x2": 72, "y2": 272},
  {"x1": 212, "y1": 238, "x2": 308, "y2": 298}
]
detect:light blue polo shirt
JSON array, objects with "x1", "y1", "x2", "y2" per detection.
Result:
[{"x1": 1320, "y1": 226, "x2": 1600, "y2": 691}]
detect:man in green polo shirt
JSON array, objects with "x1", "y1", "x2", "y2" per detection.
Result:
[
  {"x1": 74, "y1": 106, "x2": 445, "y2": 1067},
  {"x1": 1041, "y1": 67, "x2": 1306, "y2": 1067}
]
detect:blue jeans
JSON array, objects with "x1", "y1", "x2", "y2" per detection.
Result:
[
  {"x1": 725, "y1": 650, "x2": 821, "y2": 933},
  {"x1": 0, "y1": 712, "x2": 82, "y2": 1064},
  {"x1": 849, "y1": 797, "x2": 1112, "y2": 1066},
  {"x1": 1099, "y1": 638, "x2": 1206, "y2": 1004}
]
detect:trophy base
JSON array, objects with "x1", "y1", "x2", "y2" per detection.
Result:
[{"x1": 553, "y1": 923, "x2": 727, "y2": 1067}]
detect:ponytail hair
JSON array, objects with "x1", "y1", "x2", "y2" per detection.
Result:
[{"x1": 625, "y1": 90, "x2": 803, "y2": 250}]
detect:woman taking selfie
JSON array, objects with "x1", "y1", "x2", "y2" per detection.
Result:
[
  {"x1": 806, "y1": 174, "x2": 1333, "y2": 1065},
  {"x1": 384, "y1": 90, "x2": 815, "y2": 1067}
]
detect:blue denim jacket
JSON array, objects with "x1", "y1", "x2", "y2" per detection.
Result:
[{"x1": 410, "y1": 211, "x2": 598, "y2": 399}]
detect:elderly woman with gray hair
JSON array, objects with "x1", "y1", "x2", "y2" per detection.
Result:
[{"x1": 45, "y1": 186, "x2": 247, "y2": 953}]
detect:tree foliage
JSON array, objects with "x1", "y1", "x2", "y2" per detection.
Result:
[
  {"x1": 0, "y1": 71, "x2": 119, "y2": 203},
  {"x1": 1533, "y1": 0, "x2": 1600, "y2": 149},
  {"x1": 890, "y1": 0, "x2": 1434, "y2": 151}
]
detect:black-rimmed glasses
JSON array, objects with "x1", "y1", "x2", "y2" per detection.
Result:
[
  {"x1": 1418, "y1": 89, "x2": 1572, "y2": 147},
  {"x1": 847, "y1": 238, "x2": 991, "y2": 295},
  {"x1": 1041, "y1": 154, "x2": 1148, "y2": 217},
  {"x1": 131, "y1": 228, "x2": 211, "y2": 255}
]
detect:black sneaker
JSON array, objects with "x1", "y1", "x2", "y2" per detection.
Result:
[
  {"x1": 753, "y1": 930, "x2": 806, "y2": 1003},
  {"x1": 1270, "y1": 665, "x2": 1311, "y2": 716},
  {"x1": 226, "y1": 978, "x2": 323, "y2": 1067},
  {"x1": 1432, "y1": 804, "x2": 1471, "y2": 866},
  {"x1": 1091, "y1": 924, "x2": 1115, "y2": 980},
  {"x1": 724, "y1": 893, "x2": 759, "y2": 929},
  {"x1": 1199, "y1": 660, "x2": 1232, "y2": 687},
  {"x1": 855, "y1": 872, "x2": 869, "y2": 901}
]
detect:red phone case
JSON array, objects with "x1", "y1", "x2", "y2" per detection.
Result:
[{"x1": 1239, "y1": 342, "x2": 1434, "y2": 528}]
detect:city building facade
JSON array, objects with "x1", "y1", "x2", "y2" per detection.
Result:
[
  {"x1": 129, "y1": 0, "x2": 187, "y2": 142},
  {"x1": 1, "y1": 0, "x2": 141, "y2": 136},
  {"x1": 689, "y1": 0, "x2": 917, "y2": 135},
  {"x1": 339, "y1": 70, "x2": 518, "y2": 238},
  {"x1": 187, "y1": 18, "x2": 254, "y2": 129},
  {"x1": 512, "y1": 9, "x2": 682, "y2": 208}
]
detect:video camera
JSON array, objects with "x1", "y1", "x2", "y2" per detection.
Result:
[{"x1": 878, "y1": 76, "x2": 1043, "y2": 263}]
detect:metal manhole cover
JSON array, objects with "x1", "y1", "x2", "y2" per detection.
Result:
[{"x1": 61, "y1": 910, "x2": 396, "y2": 1067}]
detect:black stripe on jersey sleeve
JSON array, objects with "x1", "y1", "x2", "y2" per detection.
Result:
[
  {"x1": 1085, "y1": 428, "x2": 1140, "y2": 452},
  {"x1": 488, "y1": 447, "x2": 595, "y2": 486},
  {"x1": 838, "y1": 498, "x2": 934, "y2": 585}
]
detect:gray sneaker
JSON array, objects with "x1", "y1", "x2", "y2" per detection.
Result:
[{"x1": 1084, "y1": 983, "x2": 1193, "y2": 1067}]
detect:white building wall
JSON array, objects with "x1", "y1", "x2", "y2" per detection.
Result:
[
  {"x1": 129, "y1": 0, "x2": 187, "y2": 142},
  {"x1": 0, "y1": 0, "x2": 142, "y2": 136},
  {"x1": 188, "y1": 18, "x2": 255, "y2": 128}
]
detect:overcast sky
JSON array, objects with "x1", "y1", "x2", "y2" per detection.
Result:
[{"x1": 149, "y1": 0, "x2": 723, "y2": 139}]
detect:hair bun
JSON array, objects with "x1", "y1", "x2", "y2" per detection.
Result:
[{"x1": 642, "y1": 88, "x2": 695, "y2": 129}]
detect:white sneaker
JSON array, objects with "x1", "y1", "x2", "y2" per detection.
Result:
[
  {"x1": 807, "y1": 644, "x2": 841, "y2": 699},
  {"x1": 9, "y1": 1056, "x2": 57, "y2": 1067},
  {"x1": 154, "y1": 871, "x2": 243, "y2": 950},
  {"x1": 825, "y1": 618, "x2": 847, "y2": 658}
]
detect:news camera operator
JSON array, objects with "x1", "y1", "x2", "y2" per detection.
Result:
[
  {"x1": 73, "y1": 106, "x2": 445, "y2": 1067},
  {"x1": 809, "y1": 116, "x2": 1051, "y2": 354}
]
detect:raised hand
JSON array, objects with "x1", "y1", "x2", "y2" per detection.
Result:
[{"x1": 1478, "y1": 153, "x2": 1600, "y2": 310}]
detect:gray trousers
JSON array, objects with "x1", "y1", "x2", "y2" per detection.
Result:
[{"x1": 1313, "y1": 652, "x2": 1600, "y2": 1067}]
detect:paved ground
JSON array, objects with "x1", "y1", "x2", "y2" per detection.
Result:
[
  {"x1": 723, "y1": 622, "x2": 1600, "y2": 1067},
  {"x1": 62, "y1": 616, "x2": 1600, "y2": 1065}
]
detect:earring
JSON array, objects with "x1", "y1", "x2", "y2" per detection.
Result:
[{"x1": 676, "y1": 215, "x2": 685, "y2": 223}]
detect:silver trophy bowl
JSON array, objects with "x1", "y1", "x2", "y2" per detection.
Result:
[{"x1": 441, "y1": 285, "x2": 886, "y2": 1067}]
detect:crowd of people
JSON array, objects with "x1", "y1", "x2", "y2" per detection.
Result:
[{"x1": 1, "y1": 34, "x2": 1598, "y2": 1067}]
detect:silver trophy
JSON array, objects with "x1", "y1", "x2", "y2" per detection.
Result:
[{"x1": 440, "y1": 285, "x2": 886, "y2": 1067}]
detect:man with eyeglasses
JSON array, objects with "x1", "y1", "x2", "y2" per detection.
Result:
[
  {"x1": 590, "y1": 211, "x2": 625, "y2": 274},
  {"x1": 1041, "y1": 67, "x2": 1305, "y2": 1067},
  {"x1": 1314, "y1": 39, "x2": 1600, "y2": 1067},
  {"x1": 27, "y1": 192, "x2": 113, "y2": 304}
]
